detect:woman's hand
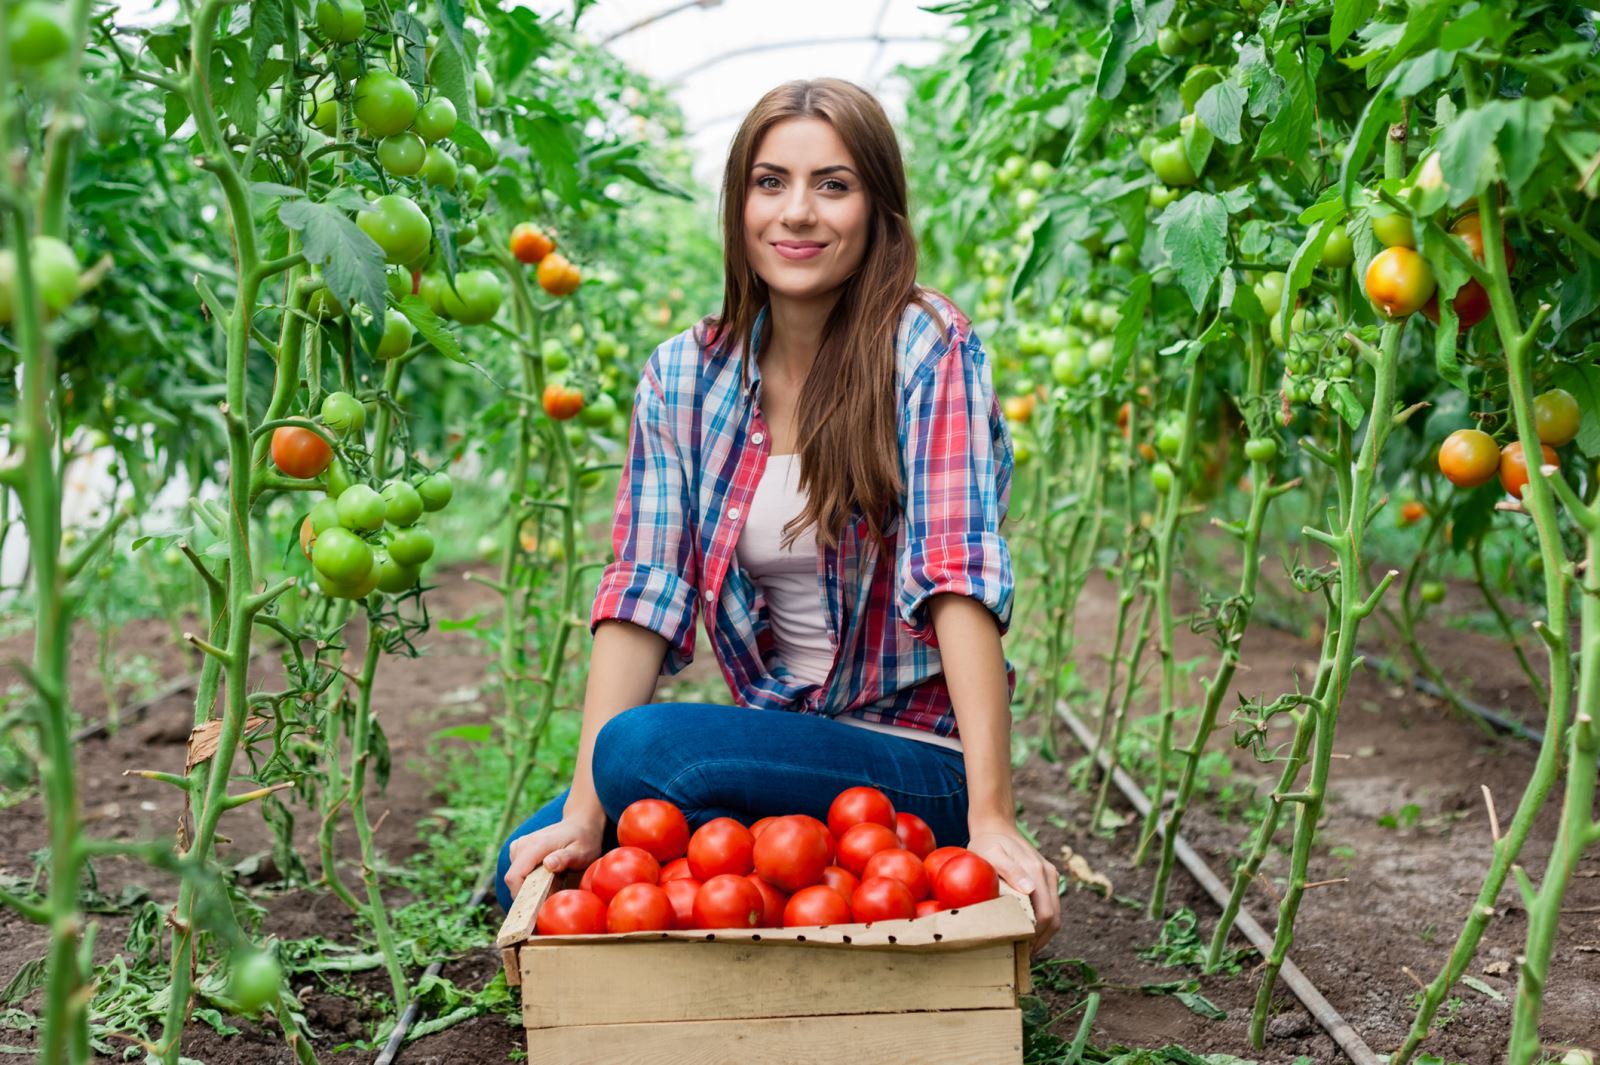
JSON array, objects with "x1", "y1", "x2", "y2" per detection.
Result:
[
  {"x1": 964, "y1": 824, "x2": 1061, "y2": 955},
  {"x1": 503, "y1": 812, "x2": 606, "y2": 903}
]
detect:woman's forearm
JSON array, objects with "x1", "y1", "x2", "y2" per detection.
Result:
[
  {"x1": 927, "y1": 593, "x2": 1016, "y2": 832},
  {"x1": 562, "y1": 619, "x2": 670, "y2": 825}
]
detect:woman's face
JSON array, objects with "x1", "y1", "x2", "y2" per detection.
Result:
[{"x1": 743, "y1": 117, "x2": 870, "y2": 302}]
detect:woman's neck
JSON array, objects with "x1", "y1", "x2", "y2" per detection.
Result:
[{"x1": 762, "y1": 288, "x2": 841, "y2": 381}]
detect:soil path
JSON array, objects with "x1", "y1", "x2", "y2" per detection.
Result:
[{"x1": 0, "y1": 562, "x2": 1595, "y2": 1064}]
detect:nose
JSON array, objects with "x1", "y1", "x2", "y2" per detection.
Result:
[{"x1": 779, "y1": 186, "x2": 817, "y2": 230}]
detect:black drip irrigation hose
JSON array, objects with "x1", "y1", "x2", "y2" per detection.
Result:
[
  {"x1": 373, "y1": 885, "x2": 492, "y2": 1065},
  {"x1": 1053, "y1": 701, "x2": 1381, "y2": 1065},
  {"x1": 1249, "y1": 606, "x2": 1545, "y2": 745}
]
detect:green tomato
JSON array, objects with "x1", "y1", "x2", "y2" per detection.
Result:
[
  {"x1": 308, "y1": 497, "x2": 342, "y2": 535},
  {"x1": 381, "y1": 481, "x2": 424, "y2": 526},
  {"x1": 1371, "y1": 207, "x2": 1415, "y2": 249},
  {"x1": 1149, "y1": 184, "x2": 1181, "y2": 209},
  {"x1": 460, "y1": 163, "x2": 481, "y2": 198},
  {"x1": 316, "y1": 561, "x2": 381, "y2": 599},
  {"x1": 308, "y1": 283, "x2": 345, "y2": 320},
  {"x1": 1253, "y1": 271, "x2": 1286, "y2": 317},
  {"x1": 1420, "y1": 580, "x2": 1447, "y2": 605},
  {"x1": 1157, "y1": 27, "x2": 1186, "y2": 56},
  {"x1": 336, "y1": 484, "x2": 386, "y2": 532},
  {"x1": 1051, "y1": 349, "x2": 1087, "y2": 387},
  {"x1": 438, "y1": 269, "x2": 503, "y2": 325},
  {"x1": 9, "y1": 2, "x2": 69, "y2": 66},
  {"x1": 1269, "y1": 307, "x2": 1307, "y2": 348},
  {"x1": 1150, "y1": 140, "x2": 1198, "y2": 186},
  {"x1": 312, "y1": 526, "x2": 374, "y2": 583},
  {"x1": 580, "y1": 392, "x2": 619, "y2": 428},
  {"x1": 377, "y1": 132, "x2": 426, "y2": 177},
  {"x1": 1110, "y1": 242, "x2": 1139, "y2": 269},
  {"x1": 23, "y1": 237, "x2": 81, "y2": 320},
  {"x1": 308, "y1": 97, "x2": 338, "y2": 137},
  {"x1": 374, "y1": 553, "x2": 421, "y2": 594},
  {"x1": 1086, "y1": 337, "x2": 1114, "y2": 372},
  {"x1": 1015, "y1": 187, "x2": 1040, "y2": 214},
  {"x1": 324, "y1": 457, "x2": 354, "y2": 497},
  {"x1": 1177, "y1": 15, "x2": 1214, "y2": 44},
  {"x1": 320, "y1": 391, "x2": 366, "y2": 437},
  {"x1": 1244, "y1": 437, "x2": 1279, "y2": 464},
  {"x1": 1156, "y1": 422, "x2": 1184, "y2": 458},
  {"x1": 1320, "y1": 223, "x2": 1354, "y2": 269},
  {"x1": 353, "y1": 70, "x2": 419, "y2": 137},
  {"x1": 418, "y1": 272, "x2": 447, "y2": 317},
  {"x1": 226, "y1": 952, "x2": 282, "y2": 1014},
  {"x1": 375, "y1": 309, "x2": 414, "y2": 361},
  {"x1": 415, "y1": 471, "x2": 453, "y2": 511},
  {"x1": 463, "y1": 141, "x2": 497, "y2": 171},
  {"x1": 315, "y1": 0, "x2": 364, "y2": 43},
  {"x1": 388, "y1": 525, "x2": 435, "y2": 566},
  {"x1": 419, "y1": 145, "x2": 458, "y2": 188},
  {"x1": 1151, "y1": 461, "x2": 1175, "y2": 494},
  {"x1": 544, "y1": 348, "x2": 570, "y2": 374},
  {"x1": 357, "y1": 194, "x2": 432, "y2": 265},
  {"x1": 1137, "y1": 135, "x2": 1160, "y2": 166},
  {"x1": 999, "y1": 154, "x2": 1027, "y2": 185},
  {"x1": 474, "y1": 68, "x2": 495, "y2": 108},
  {"x1": 414, "y1": 96, "x2": 458, "y2": 143},
  {"x1": 595, "y1": 334, "x2": 618, "y2": 360}
]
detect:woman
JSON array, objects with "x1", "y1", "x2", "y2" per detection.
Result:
[{"x1": 497, "y1": 78, "x2": 1060, "y2": 953}]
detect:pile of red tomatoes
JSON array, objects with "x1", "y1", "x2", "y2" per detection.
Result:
[{"x1": 533, "y1": 786, "x2": 1001, "y2": 936}]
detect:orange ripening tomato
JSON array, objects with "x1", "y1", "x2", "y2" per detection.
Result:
[
  {"x1": 537, "y1": 252, "x2": 581, "y2": 296},
  {"x1": 1437, "y1": 429, "x2": 1501, "y2": 488},
  {"x1": 1398, "y1": 501, "x2": 1427, "y2": 526},
  {"x1": 509, "y1": 223, "x2": 554, "y2": 264},
  {"x1": 1365, "y1": 247, "x2": 1436, "y2": 318},
  {"x1": 1449, "y1": 213, "x2": 1515, "y2": 273},
  {"x1": 1421, "y1": 279, "x2": 1490, "y2": 331},
  {"x1": 542, "y1": 382, "x2": 585, "y2": 421},
  {"x1": 271, "y1": 424, "x2": 333, "y2": 480},
  {"x1": 1003, "y1": 394, "x2": 1035, "y2": 423},
  {"x1": 1498, "y1": 440, "x2": 1559, "y2": 501}
]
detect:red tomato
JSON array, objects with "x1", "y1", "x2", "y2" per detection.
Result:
[
  {"x1": 827, "y1": 786, "x2": 896, "y2": 840},
  {"x1": 687, "y1": 817, "x2": 755, "y2": 880},
  {"x1": 923, "y1": 846, "x2": 966, "y2": 885},
  {"x1": 589, "y1": 846, "x2": 659, "y2": 905},
  {"x1": 836, "y1": 822, "x2": 901, "y2": 877},
  {"x1": 661, "y1": 878, "x2": 700, "y2": 927},
  {"x1": 783, "y1": 884, "x2": 854, "y2": 927},
  {"x1": 894, "y1": 812, "x2": 937, "y2": 858},
  {"x1": 915, "y1": 899, "x2": 945, "y2": 918},
  {"x1": 750, "y1": 816, "x2": 778, "y2": 839},
  {"x1": 933, "y1": 852, "x2": 1000, "y2": 908},
  {"x1": 745, "y1": 874, "x2": 790, "y2": 927},
  {"x1": 271, "y1": 424, "x2": 333, "y2": 480},
  {"x1": 821, "y1": 865, "x2": 859, "y2": 901},
  {"x1": 578, "y1": 859, "x2": 598, "y2": 894},
  {"x1": 605, "y1": 883, "x2": 675, "y2": 932},
  {"x1": 862, "y1": 848, "x2": 930, "y2": 902},
  {"x1": 617, "y1": 799, "x2": 690, "y2": 863},
  {"x1": 659, "y1": 857, "x2": 695, "y2": 882},
  {"x1": 535, "y1": 889, "x2": 607, "y2": 935},
  {"x1": 851, "y1": 877, "x2": 917, "y2": 922},
  {"x1": 752, "y1": 815, "x2": 832, "y2": 892},
  {"x1": 792, "y1": 814, "x2": 836, "y2": 863},
  {"x1": 692, "y1": 874, "x2": 764, "y2": 930}
]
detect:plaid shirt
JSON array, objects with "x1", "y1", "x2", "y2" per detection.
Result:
[{"x1": 589, "y1": 290, "x2": 1015, "y2": 741}]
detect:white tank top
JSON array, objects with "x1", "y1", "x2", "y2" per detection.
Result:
[{"x1": 734, "y1": 453, "x2": 964, "y2": 755}]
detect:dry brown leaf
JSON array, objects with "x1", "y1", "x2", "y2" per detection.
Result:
[
  {"x1": 1058, "y1": 845, "x2": 1113, "y2": 897},
  {"x1": 186, "y1": 716, "x2": 271, "y2": 771}
]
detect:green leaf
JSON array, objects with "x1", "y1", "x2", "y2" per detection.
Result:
[
  {"x1": 1438, "y1": 103, "x2": 1510, "y2": 205},
  {"x1": 1330, "y1": 382, "x2": 1365, "y2": 429},
  {"x1": 1195, "y1": 82, "x2": 1245, "y2": 145},
  {"x1": 163, "y1": 93, "x2": 190, "y2": 139},
  {"x1": 516, "y1": 114, "x2": 582, "y2": 206},
  {"x1": 1110, "y1": 274, "x2": 1154, "y2": 380},
  {"x1": 1331, "y1": 0, "x2": 1377, "y2": 50},
  {"x1": 1495, "y1": 97, "x2": 1558, "y2": 202},
  {"x1": 609, "y1": 160, "x2": 692, "y2": 200},
  {"x1": 1184, "y1": 115, "x2": 1216, "y2": 176},
  {"x1": 1460, "y1": 975, "x2": 1505, "y2": 1002},
  {"x1": 249, "y1": 0, "x2": 289, "y2": 70},
  {"x1": 278, "y1": 201, "x2": 387, "y2": 321},
  {"x1": 1096, "y1": 0, "x2": 1176, "y2": 100},
  {"x1": 1253, "y1": 43, "x2": 1317, "y2": 164},
  {"x1": 1338, "y1": 89, "x2": 1397, "y2": 206},
  {"x1": 1279, "y1": 215, "x2": 1332, "y2": 343},
  {"x1": 432, "y1": 723, "x2": 493, "y2": 743},
  {"x1": 397, "y1": 295, "x2": 464, "y2": 364},
  {"x1": 1173, "y1": 990, "x2": 1227, "y2": 1021},
  {"x1": 1157, "y1": 193, "x2": 1228, "y2": 312},
  {"x1": 1011, "y1": 211, "x2": 1060, "y2": 299}
]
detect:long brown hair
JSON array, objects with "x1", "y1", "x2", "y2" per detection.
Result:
[{"x1": 709, "y1": 78, "x2": 940, "y2": 552}]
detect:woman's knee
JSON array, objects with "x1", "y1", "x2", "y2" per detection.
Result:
[{"x1": 592, "y1": 703, "x2": 679, "y2": 816}]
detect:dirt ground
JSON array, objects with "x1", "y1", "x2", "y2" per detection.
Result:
[{"x1": 1, "y1": 560, "x2": 1595, "y2": 1064}]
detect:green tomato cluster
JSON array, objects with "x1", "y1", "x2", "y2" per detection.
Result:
[
  {"x1": 307, "y1": 471, "x2": 452, "y2": 600},
  {"x1": 1279, "y1": 305, "x2": 1354, "y2": 406},
  {"x1": 0, "y1": 237, "x2": 82, "y2": 326}
]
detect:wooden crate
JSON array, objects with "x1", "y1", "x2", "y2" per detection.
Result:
[{"x1": 496, "y1": 866, "x2": 1037, "y2": 1064}]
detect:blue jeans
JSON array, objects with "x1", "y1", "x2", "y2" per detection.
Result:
[{"x1": 494, "y1": 702, "x2": 971, "y2": 912}]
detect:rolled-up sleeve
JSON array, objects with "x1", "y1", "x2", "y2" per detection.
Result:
[
  {"x1": 590, "y1": 356, "x2": 699, "y2": 674},
  {"x1": 896, "y1": 326, "x2": 1015, "y2": 648}
]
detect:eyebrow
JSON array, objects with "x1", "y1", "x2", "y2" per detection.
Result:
[{"x1": 751, "y1": 163, "x2": 858, "y2": 178}]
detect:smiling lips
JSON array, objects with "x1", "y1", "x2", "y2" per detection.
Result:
[{"x1": 773, "y1": 240, "x2": 827, "y2": 261}]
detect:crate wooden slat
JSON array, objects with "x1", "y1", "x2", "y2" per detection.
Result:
[
  {"x1": 520, "y1": 937, "x2": 1019, "y2": 1028},
  {"x1": 522, "y1": 1008, "x2": 1024, "y2": 1065}
]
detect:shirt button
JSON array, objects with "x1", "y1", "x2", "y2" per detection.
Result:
[
  {"x1": 752, "y1": 432, "x2": 764, "y2": 445},
  {"x1": 729, "y1": 506, "x2": 742, "y2": 520},
  {"x1": 704, "y1": 589, "x2": 715, "y2": 602}
]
